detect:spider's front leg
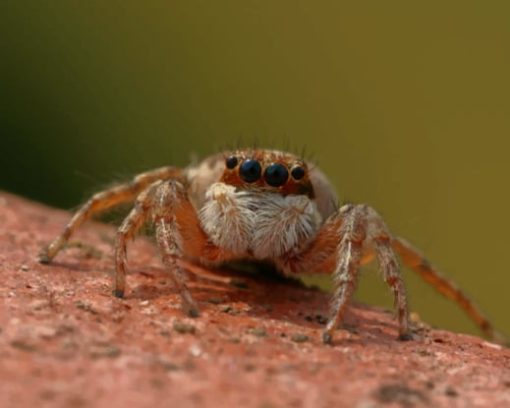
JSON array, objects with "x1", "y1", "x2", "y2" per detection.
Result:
[
  {"x1": 280, "y1": 204, "x2": 411, "y2": 344},
  {"x1": 148, "y1": 181, "x2": 238, "y2": 317},
  {"x1": 323, "y1": 204, "x2": 411, "y2": 343},
  {"x1": 116, "y1": 180, "x2": 239, "y2": 316},
  {"x1": 114, "y1": 179, "x2": 199, "y2": 314}
]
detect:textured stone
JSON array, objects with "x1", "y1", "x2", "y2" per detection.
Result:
[{"x1": 0, "y1": 192, "x2": 509, "y2": 408}]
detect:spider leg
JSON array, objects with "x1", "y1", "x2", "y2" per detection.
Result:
[
  {"x1": 392, "y1": 237, "x2": 504, "y2": 342},
  {"x1": 39, "y1": 166, "x2": 182, "y2": 263},
  {"x1": 281, "y1": 204, "x2": 411, "y2": 344},
  {"x1": 373, "y1": 235, "x2": 410, "y2": 341},
  {"x1": 322, "y1": 204, "x2": 366, "y2": 344},
  {"x1": 151, "y1": 180, "x2": 237, "y2": 317},
  {"x1": 179, "y1": 261, "x2": 237, "y2": 285},
  {"x1": 321, "y1": 205, "x2": 411, "y2": 343},
  {"x1": 114, "y1": 181, "x2": 163, "y2": 298}
]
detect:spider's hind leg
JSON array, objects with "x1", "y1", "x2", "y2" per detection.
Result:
[
  {"x1": 39, "y1": 166, "x2": 182, "y2": 263},
  {"x1": 393, "y1": 237, "x2": 504, "y2": 343}
]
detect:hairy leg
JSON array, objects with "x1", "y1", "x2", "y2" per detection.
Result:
[
  {"x1": 367, "y1": 210, "x2": 410, "y2": 340},
  {"x1": 281, "y1": 204, "x2": 410, "y2": 344},
  {"x1": 322, "y1": 205, "x2": 367, "y2": 344},
  {"x1": 151, "y1": 181, "x2": 237, "y2": 317},
  {"x1": 318, "y1": 205, "x2": 410, "y2": 343},
  {"x1": 392, "y1": 237, "x2": 503, "y2": 342},
  {"x1": 114, "y1": 181, "x2": 163, "y2": 298},
  {"x1": 39, "y1": 166, "x2": 182, "y2": 263}
]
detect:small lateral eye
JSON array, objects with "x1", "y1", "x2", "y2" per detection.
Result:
[
  {"x1": 264, "y1": 163, "x2": 289, "y2": 187},
  {"x1": 291, "y1": 166, "x2": 305, "y2": 180},
  {"x1": 225, "y1": 156, "x2": 238, "y2": 169},
  {"x1": 239, "y1": 159, "x2": 262, "y2": 183}
]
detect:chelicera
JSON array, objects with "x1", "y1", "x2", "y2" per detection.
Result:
[{"x1": 39, "y1": 148, "x2": 500, "y2": 343}]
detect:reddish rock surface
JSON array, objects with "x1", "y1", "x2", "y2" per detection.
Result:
[{"x1": 0, "y1": 191, "x2": 509, "y2": 408}]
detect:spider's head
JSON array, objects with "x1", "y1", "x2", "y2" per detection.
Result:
[{"x1": 220, "y1": 149, "x2": 314, "y2": 197}]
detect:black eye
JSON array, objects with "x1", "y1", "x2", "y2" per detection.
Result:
[
  {"x1": 239, "y1": 159, "x2": 262, "y2": 183},
  {"x1": 291, "y1": 166, "x2": 305, "y2": 180},
  {"x1": 264, "y1": 163, "x2": 289, "y2": 187},
  {"x1": 225, "y1": 156, "x2": 238, "y2": 169}
]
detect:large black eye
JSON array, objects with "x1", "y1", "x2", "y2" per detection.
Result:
[
  {"x1": 291, "y1": 166, "x2": 305, "y2": 180},
  {"x1": 239, "y1": 159, "x2": 262, "y2": 183},
  {"x1": 264, "y1": 163, "x2": 289, "y2": 187},
  {"x1": 225, "y1": 156, "x2": 238, "y2": 169}
]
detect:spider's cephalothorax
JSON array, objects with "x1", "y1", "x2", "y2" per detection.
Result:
[
  {"x1": 198, "y1": 150, "x2": 324, "y2": 261},
  {"x1": 39, "y1": 148, "x2": 501, "y2": 344}
]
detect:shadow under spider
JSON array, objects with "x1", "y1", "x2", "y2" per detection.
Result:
[{"x1": 50, "y1": 256, "x2": 407, "y2": 344}]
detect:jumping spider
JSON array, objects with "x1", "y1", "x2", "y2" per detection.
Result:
[{"x1": 39, "y1": 148, "x2": 499, "y2": 344}]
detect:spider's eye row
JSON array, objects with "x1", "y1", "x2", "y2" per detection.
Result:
[
  {"x1": 291, "y1": 166, "x2": 305, "y2": 180},
  {"x1": 225, "y1": 156, "x2": 238, "y2": 169},
  {"x1": 264, "y1": 163, "x2": 289, "y2": 187},
  {"x1": 239, "y1": 159, "x2": 262, "y2": 183}
]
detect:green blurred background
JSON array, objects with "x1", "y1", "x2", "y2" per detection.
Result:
[{"x1": 2, "y1": 1, "x2": 509, "y2": 338}]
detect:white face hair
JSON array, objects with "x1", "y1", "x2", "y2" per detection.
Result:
[
  {"x1": 184, "y1": 151, "x2": 339, "y2": 220},
  {"x1": 198, "y1": 182, "x2": 323, "y2": 260}
]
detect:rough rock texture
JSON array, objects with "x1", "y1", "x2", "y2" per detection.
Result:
[{"x1": 0, "y1": 192, "x2": 509, "y2": 408}]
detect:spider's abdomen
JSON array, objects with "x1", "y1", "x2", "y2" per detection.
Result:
[{"x1": 199, "y1": 183, "x2": 322, "y2": 260}]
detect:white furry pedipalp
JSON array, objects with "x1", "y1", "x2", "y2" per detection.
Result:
[
  {"x1": 251, "y1": 194, "x2": 322, "y2": 259},
  {"x1": 199, "y1": 182, "x2": 322, "y2": 260},
  {"x1": 199, "y1": 183, "x2": 255, "y2": 255}
]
